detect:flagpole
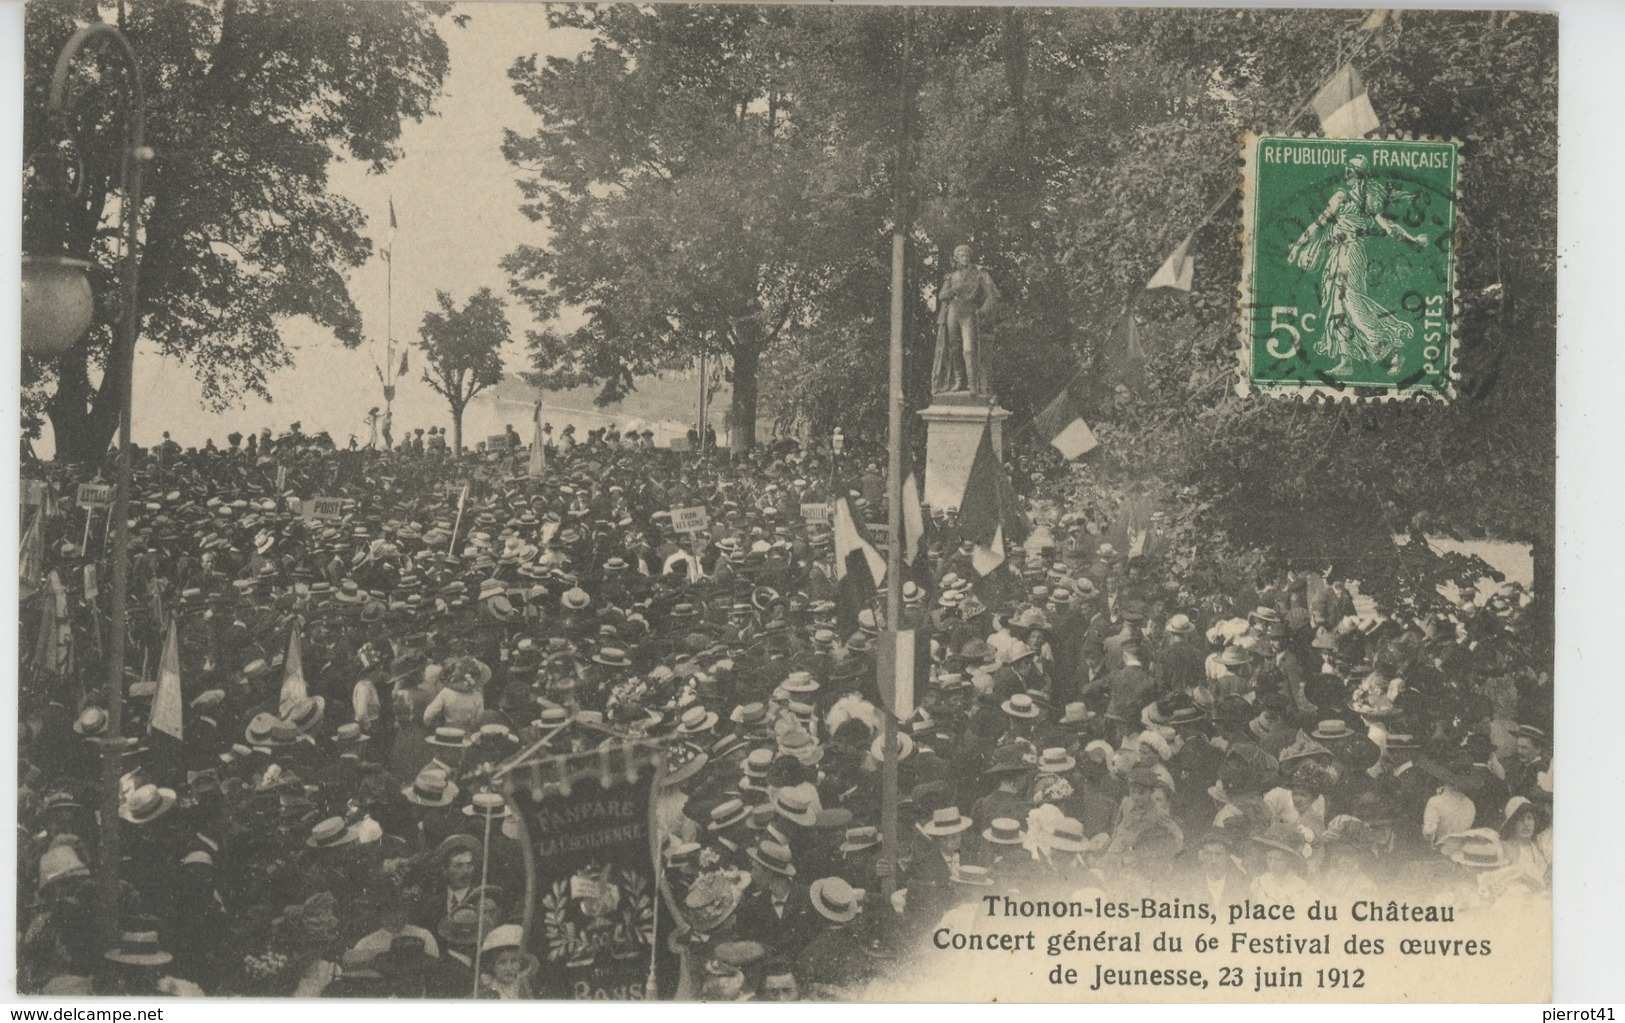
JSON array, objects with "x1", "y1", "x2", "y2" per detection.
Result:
[
  {"x1": 880, "y1": 6, "x2": 913, "y2": 920},
  {"x1": 385, "y1": 196, "x2": 395, "y2": 431}
]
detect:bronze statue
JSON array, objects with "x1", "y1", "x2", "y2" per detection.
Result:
[{"x1": 932, "y1": 244, "x2": 1000, "y2": 398}]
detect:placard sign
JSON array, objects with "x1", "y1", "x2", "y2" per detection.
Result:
[
  {"x1": 800, "y1": 502, "x2": 831, "y2": 526},
  {"x1": 305, "y1": 497, "x2": 345, "y2": 521},
  {"x1": 76, "y1": 483, "x2": 114, "y2": 510},
  {"x1": 669, "y1": 505, "x2": 710, "y2": 534}
]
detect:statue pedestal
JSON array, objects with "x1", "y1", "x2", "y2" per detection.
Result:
[{"x1": 917, "y1": 398, "x2": 1011, "y2": 513}]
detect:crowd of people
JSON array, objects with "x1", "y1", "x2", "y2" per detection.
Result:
[{"x1": 17, "y1": 422, "x2": 1552, "y2": 999}]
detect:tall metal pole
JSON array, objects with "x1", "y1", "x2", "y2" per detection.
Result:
[
  {"x1": 50, "y1": 21, "x2": 149, "y2": 951},
  {"x1": 880, "y1": 8, "x2": 914, "y2": 908},
  {"x1": 697, "y1": 353, "x2": 707, "y2": 456},
  {"x1": 386, "y1": 253, "x2": 393, "y2": 429}
]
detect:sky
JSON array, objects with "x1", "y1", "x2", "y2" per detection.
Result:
[{"x1": 70, "y1": 3, "x2": 600, "y2": 453}]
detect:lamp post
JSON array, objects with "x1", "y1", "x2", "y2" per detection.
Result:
[{"x1": 23, "y1": 21, "x2": 152, "y2": 950}]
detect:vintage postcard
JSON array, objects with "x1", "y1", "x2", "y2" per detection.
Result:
[{"x1": 15, "y1": 2, "x2": 1556, "y2": 1005}]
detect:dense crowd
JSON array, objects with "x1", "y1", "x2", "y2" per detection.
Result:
[{"x1": 17, "y1": 424, "x2": 1552, "y2": 999}]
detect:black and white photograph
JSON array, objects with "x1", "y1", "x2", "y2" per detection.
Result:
[{"x1": 13, "y1": 0, "x2": 1570, "y2": 1004}]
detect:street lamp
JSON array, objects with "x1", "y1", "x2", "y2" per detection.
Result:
[
  {"x1": 20, "y1": 256, "x2": 95, "y2": 357},
  {"x1": 25, "y1": 20, "x2": 152, "y2": 951}
]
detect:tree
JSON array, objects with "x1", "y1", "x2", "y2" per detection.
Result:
[
  {"x1": 22, "y1": 0, "x2": 455, "y2": 463},
  {"x1": 416, "y1": 288, "x2": 509, "y2": 454},
  {"x1": 502, "y1": 4, "x2": 880, "y2": 452}
]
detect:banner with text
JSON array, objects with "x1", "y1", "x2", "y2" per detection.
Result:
[{"x1": 512, "y1": 761, "x2": 671, "y2": 1000}]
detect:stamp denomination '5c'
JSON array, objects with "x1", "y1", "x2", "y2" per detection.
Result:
[{"x1": 1240, "y1": 134, "x2": 1460, "y2": 400}]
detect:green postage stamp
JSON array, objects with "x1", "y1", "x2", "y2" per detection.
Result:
[{"x1": 1239, "y1": 134, "x2": 1460, "y2": 399}]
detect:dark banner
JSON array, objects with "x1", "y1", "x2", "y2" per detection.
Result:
[{"x1": 510, "y1": 761, "x2": 671, "y2": 1000}]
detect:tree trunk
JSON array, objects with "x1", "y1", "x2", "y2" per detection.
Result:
[
  {"x1": 450, "y1": 405, "x2": 464, "y2": 455},
  {"x1": 729, "y1": 342, "x2": 760, "y2": 453},
  {"x1": 47, "y1": 340, "x2": 122, "y2": 466},
  {"x1": 1529, "y1": 528, "x2": 1555, "y2": 675}
]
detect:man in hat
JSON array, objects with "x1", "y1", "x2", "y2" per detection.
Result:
[
  {"x1": 1085, "y1": 635, "x2": 1155, "y2": 744},
  {"x1": 798, "y1": 877, "x2": 874, "y2": 991},
  {"x1": 413, "y1": 834, "x2": 484, "y2": 931},
  {"x1": 904, "y1": 806, "x2": 973, "y2": 929},
  {"x1": 735, "y1": 840, "x2": 817, "y2": 956}
]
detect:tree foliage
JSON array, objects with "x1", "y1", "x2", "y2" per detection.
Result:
[
  {"x1": 502, "y1": 7, "x2": 1552, "y2": 646},
  {"x1": 415, "y1": 287, "x2": 510, "y2": 453},
  {"x1": 22, "y1": 0, "x2": 454, "y2": 462},
  {"x1": 502, "y1": 4, "x2": 887, "y2": 452}
]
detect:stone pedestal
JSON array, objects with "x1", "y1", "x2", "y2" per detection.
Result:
[{"x1": 917, "y1": 398, "x2": 1011, "y2": 513}]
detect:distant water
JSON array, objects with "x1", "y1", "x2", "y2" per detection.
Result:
[{"x1": 39, "y1": 340, "x2": 726, "y2": 458}]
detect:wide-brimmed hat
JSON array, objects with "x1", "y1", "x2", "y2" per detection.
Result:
[
  {"x1": 677, "y1": 706, "x2": 719, "y2": 734},
  {"x1": 1036, "y1": 747, "x2": 1076, "y2": 774},
  {"x1": 1311, "y1": 719, "x2": 1357, "y2": 741},
  {"x1": 839, "y1": 826, "x2": 881, "y2": 853},
  {"x1": 426, "y1": 726, "x2": 471, "y2": 748},
  {"x1": 782, "y1": 671, "x2": 820, "y2": 695},
  {"x1": 333, "y1": 722, "x2": 369, "y2": 744},
  {"x1": 1059, "y1": 701, "x2": 1095, "y2": 726},
  {"x1": 73, "y1": 706, "x2": 110, "y2": 737},
  {"x1": 809, "y1": 877, "x2": 863, "y2": 922},
  {"x1": 870, "y1": 731, "x2": 914, "y2": 763},
  {"x1": 401, "y1": 768, "x2": 459, "y2": 807},
  {"x1": 1046, "y1": 818, "x2": 1092, "y2": 854},
  {"x1": 1253, "y1": 822, "x2": 1312, "y2": 859},
  {"x1": 985, "y1": 744, "x2": 1032, "y2": 776},
  {"x1": 748, "y1": 840, "x2": 797, "y2": 876},
  {"x1": 983, "y1": 818, "x2": 1025, "y2": 846},
  {"x1": 659, "y1": 743, "x2": 709, "y2": 787},
  {"x1": 103, "y1": 918, "x2": 173, "y2": 967},
  {"x1": 119, "y1": 784, "x2": 177, "y2": 825},
  {"x1": 306, "y1": 816, "x2": 357, "y2": 848},
  {"x1": 707, "y1": 798, "x2": 750, "y2": 832},
  {"x1": 592, "y1": 646, "x2": 633, "y2": 668},
  {"x1": 437, "y1": 900, "x2": 502, "y2": 947},
  {"x1": 478, "y1": 923, "x2": 538, "y2": 973},
  {"x1": 1277, "y1": 732, "x2": 1333, "y2": 763},
  {"x1": 772, "y1": 787, "x2": 820, "y2": 827},
  {"x1": 777, "y1": 729, "x2": 823, "y2": 766},
  {"x1": 1001, "y1": 693, "x2": 1041, "y2": 719},
  {"x1": 283, "y1": 696, "x2": 326, "y2": 734},
  {"x1": 683, "y1": 874, "x2": 742, "y2": 933},
  {"x1": 1441, "y1": 828, "x2": 1509, "y2": 869},
  {"x1": 462, "y1": 791, "x2": 510, "y2": 819},
  {"x1": 1148, "y1": 701, "x2": 1206, "y2": 728},
  {"x1": 918, "y1": 805, "x2": 973, "y2": 837}
]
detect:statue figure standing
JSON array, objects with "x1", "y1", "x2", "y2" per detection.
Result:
[{"x1": 933, "y1": 243, "x2": 1000, "y2": 397}]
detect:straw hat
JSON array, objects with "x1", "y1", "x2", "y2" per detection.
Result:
[
  {"x1": 982, "y1": 818, "x2": 1025, "y2": 846},
  {"x1": 103, "y1": 917, "x2": 173, "y2": 967},
  {"x1": 119, "y1": 784, "x2": 177, "y2": 825},
  {"x1": 401, "y1": 768, "x2": 459, "y2": 807},
  {"x1": 809, "y1": 877, "x2": 863, "y2": 923},
  {"x1": 1001, "y1": 693, "x2": 1041, "y2": 719},
  {"x1": 918, "y1": 806, "x2": 973, "y2": 837}
]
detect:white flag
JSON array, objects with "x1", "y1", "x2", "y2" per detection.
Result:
[
  {"x1": 1312, "y1": 65, "x2": 1381, "y2": 138},
  {"x1": 279, "y1": 622, "x2": 308, "y2": 716},
  {"x1": 902, "y1": 473, "x2": 926, "y2": 567},
  {"x1": 1146, "y1": 235, "x2": 1195, "y2": 291},
  {"x1": 529, "y1": 401, "x2": 547, "y2": 478},
  {"x1": 150, "y1": 618, "x2": 184, "y2": 740},
  {"x1": 832, "y1": 497, "x2": 886, "y2": 587}
]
